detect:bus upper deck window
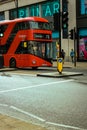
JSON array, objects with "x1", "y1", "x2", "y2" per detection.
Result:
[
  {"x1": 30, "y1": 21, "x2": 38, "y2": 29},
  {"x1": 30, "y1": 21, "x2": 50, "y2": 30}
]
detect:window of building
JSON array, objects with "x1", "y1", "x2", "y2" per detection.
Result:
[{"x1": 0, "y1": 12, "x2": 5, "y2": 21}]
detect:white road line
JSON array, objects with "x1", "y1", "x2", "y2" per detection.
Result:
[
  {"x1": 0, "y1": 103, "x2": 8, "y2": 107},
  {"x1": 7, "y1": 72, "x2": 36, "y2": 77},
  {"x1": 0, "y1": 79, "x2": 73, "y2": 93},
  {"x1": 46, "y1": 122, "x2": 85, "y2": 130},
  {"x1": 10, "y1": 106, "x2": 45, "y2": 122},
  {"x1": 10, "y1": 105, "x2": 85, "y2": 130}
]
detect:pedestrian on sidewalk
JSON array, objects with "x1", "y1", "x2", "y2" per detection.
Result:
[
  {"x1": 70, "y1": 49, "x2": 74, "y2": 63},
  {"x1": 61, "y1": 49, "x2": 65, "y2": 64}
]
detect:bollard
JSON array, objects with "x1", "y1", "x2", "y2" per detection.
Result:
[{"x1": 57, "y1": 58, "x2": 63, "y2": 74}]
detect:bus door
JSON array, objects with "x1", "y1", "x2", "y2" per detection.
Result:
[{"x1": 15, "y1": 41, "x2": 28, "y2": 67}]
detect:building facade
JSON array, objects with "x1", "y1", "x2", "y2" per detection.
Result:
[
  {"x1": 76, "y1": 0, "x2": 87, "y2": 61},
  {"x1": 1, "y1": 0, "x2": 86, "y2": 61}
]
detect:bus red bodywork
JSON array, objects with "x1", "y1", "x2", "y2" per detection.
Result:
[{"x1": 0, "y1": 17, "x2": 52, "y2": 69}]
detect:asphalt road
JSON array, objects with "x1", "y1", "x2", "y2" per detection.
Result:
[{"x1": 0, "y1": 71, "x2": 87, "y2": 130}]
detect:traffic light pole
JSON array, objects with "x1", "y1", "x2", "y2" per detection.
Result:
[
  {"x1": 69, "y1": 27, "x2": 77, "y2": 67},
  {"x1": 74, "y1": 27, "x2": 76, "y2": 67},
  {"x1": 59, "y1": 0, "x2": 62, "y2": 57}
]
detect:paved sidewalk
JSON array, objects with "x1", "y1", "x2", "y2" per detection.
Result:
[
  {"x1": 0, "y1": 114, "x2": 47, "y2": 130},
  {"x1": 53, "y1": 61, "x2": 87, "y2": 69}
]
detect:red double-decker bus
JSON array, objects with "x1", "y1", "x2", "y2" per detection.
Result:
[{"x1": 0, "y1": 17, "x2": 52, "y2": 69}]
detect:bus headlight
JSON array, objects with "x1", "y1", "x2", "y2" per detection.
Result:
[{"x1": 32, "y1": 60, "x2": 36, "y2": 64}]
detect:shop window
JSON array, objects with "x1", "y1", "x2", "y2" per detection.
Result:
[{"x1": 78, "y1": 28, "x2": 87, "y2": 60}]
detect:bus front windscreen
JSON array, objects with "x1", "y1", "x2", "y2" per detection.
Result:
[
  {"x1": 30, "y1": 21, "x2": 51, "y2": 30},
  {"x1": 27, "y1": 41, "x2": 52, "y2": 60}
]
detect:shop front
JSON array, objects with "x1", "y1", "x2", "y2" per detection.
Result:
[
  {"x1": 78, "y1": 29, "x2": 87, "y2": 61},
  {"x1": 76, "y1": 0, "x2": 87, "y2": 61}
]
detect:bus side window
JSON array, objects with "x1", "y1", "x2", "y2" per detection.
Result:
[
  {"x1": 17, "y1": 22, "x2": 30, "y2": 30},
  {"x1": 13, "y1": 24, "x2": 18, "y2": 33},
  {"x1": 0, "y1": 24, "x2": 8, "y2": 33},
  {"x1": 25, "y1": 21, "x2": 30, "y2": 29},
  {"x1": 16, "y1": 41, "x2": 28, "y2": 54}
]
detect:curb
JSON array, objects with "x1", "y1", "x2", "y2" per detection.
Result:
[{"x1": 37, "y1": 72, "x2": 83, "y2": 78}]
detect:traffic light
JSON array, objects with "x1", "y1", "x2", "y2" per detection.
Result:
[
  {"x1": 62, "y1": 11, "x2": 68, "y2": 29},
  {"x1": 0, "y1": 25, "x2": 4, "y2": 37},
  {"x1": 53, "y1": 13, "x2": 60, "y2": 31},
  {"x1": 69, "y1": 29, "x2": 74, "y2": 39}
]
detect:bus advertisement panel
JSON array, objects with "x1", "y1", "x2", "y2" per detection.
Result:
[{"x1": 79, "y1": 38, "x2": 87, "y2": 60}]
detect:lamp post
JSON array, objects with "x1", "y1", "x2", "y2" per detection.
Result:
[{"x1": 14, "y1": 0, "x2": 18, "y2": 18}]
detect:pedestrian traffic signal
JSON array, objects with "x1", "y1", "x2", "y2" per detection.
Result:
[
  {"x1": 69, "y1": 29, "x2": 74, "y2": 39},
  {"x1": 53, "y1": 13, "x2": 60, "y2": 31},
  {"x1": 0, "y1": 25, "x2": 4, "y2": 37},
  {"x1": 62, "y1": 12, "x2": 68, "y2": 29}
]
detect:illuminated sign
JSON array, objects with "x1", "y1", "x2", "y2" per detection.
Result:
[
  {"x1": 30, "y1": 5, "x2": 40, "y2": 16},
  {"x1": 34, "y1": 33, "x2": 51, "y2": 39},
  {"x1": 79, "y1": 28, "x2": 87, "y2": 36},
  {"x1": 10, "y1": 0, "x2": 60, "y2": 19},
  {"x1": 30, "y1": 0, "x2": 60, "y2": 16},
  {"x1": 18, "y1": 7, "x2": 29, "y2": 18},
  {"x1": 42, "y1": 0, "x2": 60, "y2": 17},
  {"x1": 80, "y1": 0, "x2": 87, "y2": 15}
]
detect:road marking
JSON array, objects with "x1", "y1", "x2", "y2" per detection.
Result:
[
  {"x1": 0, "y1": 103, "x2": 8, "y2": 107},
  {"x1": 10, "y1": 106, "x2": 45, "y2": 122},
  {"x1": 0, "y1": 103, "x2": 85, "y2": 130},
  {"x1": 0, "y1": 79, "x2": 73, "y2": 93},
  {"x1": 7, "y1": 72, "x2": 36, "y2": 77},
  {"x1": 10, "y1": 105, "x2": 85, "y2": 130},
  {"x1": 46, "y1": 122, "x2": 85, "y2": 130}
]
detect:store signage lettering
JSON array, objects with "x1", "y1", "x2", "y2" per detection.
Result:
[
  {"x1": 30, "y1": 2, "x2": 59, "y2": 16},
  {"x1": 30, "y1": 6, "x2": 40, "y2": 16},
  {"x1": 19, "y1": 10, "x2": 25, "y2": 17},
  {"x1": 45, "y1": 5, "x2": 52, "y2": 16},
  {"x1": 19, "y1": 2, "x2": 59, "y2": 17},
  {"x1": 10, "y1": 0, "x2": 60, "y2": 18},
  {"x1": 45, "y1": 3, "x2": 59, "y2": 16},
  {"x1": 42, "y1": 2, "x2": 59, "y2": 17},
  {"x1": 18, "y1": 8, "x2": 27, "y2": 18},
  {"x1": 53, "y1": 3, "x2": 60, "y2": 13}
]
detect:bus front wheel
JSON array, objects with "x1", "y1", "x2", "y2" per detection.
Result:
[{"x1": 10, "y1": 58, "x2": 16, "y2": 68}]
